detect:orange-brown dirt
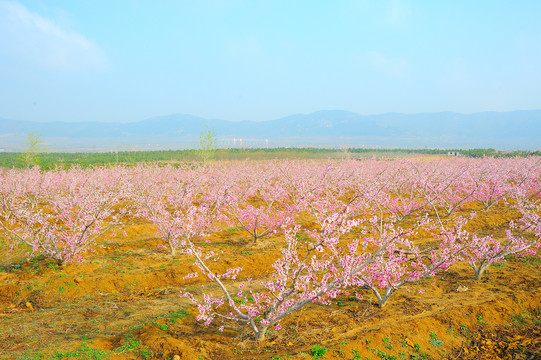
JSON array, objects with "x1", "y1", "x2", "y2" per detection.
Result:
[{"x1": 0, "y1": 203, "x2": 539, "y2": 360}]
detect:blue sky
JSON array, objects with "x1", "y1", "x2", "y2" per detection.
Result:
[{"x1": 1, "y1": 0, "x2": 540, "y2": 123}]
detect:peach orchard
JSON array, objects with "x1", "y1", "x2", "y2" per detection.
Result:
[{"x1": 0, "y1": 157, "x2": 539, "y2": 342}]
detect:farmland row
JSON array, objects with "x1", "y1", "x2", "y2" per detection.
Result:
[{"x1": 1, "y1": 157, "x2": 540, "y2": 341}]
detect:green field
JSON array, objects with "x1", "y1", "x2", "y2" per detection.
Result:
[{"x1": 1, "y1": 147, "x2": 538, "y2": 170}]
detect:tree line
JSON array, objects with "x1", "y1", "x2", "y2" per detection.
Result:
[{"x1": 0, "y1": 147, "x2": 539, "y2": 170}]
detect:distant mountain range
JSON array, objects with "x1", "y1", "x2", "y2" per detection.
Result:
[{"x1": 1, "y1": 110, "x2": 540, "y2": 151}]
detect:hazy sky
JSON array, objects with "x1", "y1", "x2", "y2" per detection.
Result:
[{"x1": 1, "y1": 0, "x2": 540, "y2": 123}]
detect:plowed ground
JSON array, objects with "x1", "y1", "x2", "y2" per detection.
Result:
[{"x1": 1, "y1": 203, "x2": 539, "y2": 360}]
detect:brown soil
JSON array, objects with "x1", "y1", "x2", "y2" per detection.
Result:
[{"x1": 0, "y1": 204, "x2": 539, "y2": 360}]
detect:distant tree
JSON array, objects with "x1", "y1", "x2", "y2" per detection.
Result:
[
  {"x1": 19, "y1": 133, "x2": 45, "y2": 168},
  {"x1": 198, "y1": 125, "x2": 217, "y2": 162},
  {"x1": 340, "y1": 145, "x2": 351, "y2": 160}
]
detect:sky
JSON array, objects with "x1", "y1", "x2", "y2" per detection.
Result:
[{"x1": 1, "y1": 0, "x2": 541, "y2": 123}]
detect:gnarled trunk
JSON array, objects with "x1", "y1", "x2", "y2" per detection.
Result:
[
  {"x1": 255, "y1": 324, "x2": 269, "y2": 342},
  {"x1": 474, "y1": 266, "x2": 487, "y2": 280}
]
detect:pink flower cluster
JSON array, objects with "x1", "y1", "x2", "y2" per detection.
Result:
[{"x1": 0, "y1": 157, "x2": 539, "y2": 341}]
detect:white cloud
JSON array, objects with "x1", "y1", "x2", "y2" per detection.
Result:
[{"x1": 0, "y1": 1, "x2": 108, "y2": 71}]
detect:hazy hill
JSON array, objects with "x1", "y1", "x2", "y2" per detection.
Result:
[{"x1": 1, "y1": 110, "x2": 540, "y2": 151}]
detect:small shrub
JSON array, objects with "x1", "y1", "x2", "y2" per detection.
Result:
[
  {"x1": 429, "y1": 331, "x2": 444, "y2": 348},
  {"x1": 382, "y1": 336, "x2": 393, "y2": 350},
  {"x1": 309, "y1": 344, "x2": 327, "y2": 359}
]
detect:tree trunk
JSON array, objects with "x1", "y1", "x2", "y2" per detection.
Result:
[
  {"x1": 255, "y1": 324, "x2": 269, "y2": 342},
  {"x1": 475, "y1": 266, "x2": 487, "y2": 280}
]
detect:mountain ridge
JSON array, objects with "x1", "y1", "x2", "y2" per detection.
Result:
[{"x1": 1, "y1": 110, "x2": 540, "y2": 151}]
